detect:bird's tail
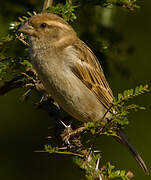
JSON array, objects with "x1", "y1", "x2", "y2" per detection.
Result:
[{"x1": 114, "y1": 129, "x2": 149, "y2": 175}]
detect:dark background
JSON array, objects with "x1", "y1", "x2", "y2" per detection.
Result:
[{"x1": 0, "y1": 0, "x2": 151, "y2": 179}]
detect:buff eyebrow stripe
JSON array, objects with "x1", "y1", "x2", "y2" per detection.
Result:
[{"x1": 47, "y1": 21, "x2": 71, "y2": 30}]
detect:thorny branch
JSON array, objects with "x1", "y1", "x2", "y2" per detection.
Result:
[{"x1": 0, "y1": 69, "x2": 62, "y2": 124}]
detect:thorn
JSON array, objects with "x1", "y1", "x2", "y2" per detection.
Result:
[
  {"x1": 87, "y1": 147, "x2": 93, "y2": 162},
  {"x1": 99, "y1": 174, "x2": 102, "y2": 180},
  {"x1": 60, "y1": 120, "x2": 71, "y2": 128},
  {"x1": 58, "y1": 147, "x2": 68, "y2": 150},
  {"x1": 33, "y1": 11, "x2": 37, "y2": 15},
  {"x1": 66, "y1": 139, "x2": 70, "y2": 145},
  {"x1": 45, "y1": 136, "x2": 52, "y2": 139},
  {"x1": 18, "y1": 17, "x2": 25, "y2": 22},
  {"x1": 95, "y1": 158, "x2": 100, "y2": 171},
  {"x1": 40, "y1": 96, "x2": 45, "y2": 103},
  {"x1": 87, "y1": 153, "x2": 92, "y2": 162},
  {"x1": 94, "y1": 150, "x2": 101, "y2": 153}
]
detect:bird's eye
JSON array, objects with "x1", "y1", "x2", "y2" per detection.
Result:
[{"x1": 40, "y1": 23, "x2": 47, "y2": 28}]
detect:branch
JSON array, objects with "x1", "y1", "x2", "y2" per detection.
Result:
[
  {"x1": 34, "y1": 81, "x2": 62, "y2": 124},
  {"x1": 0, "y1": 76, "x2": 26, "y2": 95}
]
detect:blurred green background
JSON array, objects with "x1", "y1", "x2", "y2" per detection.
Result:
[{"x1": 0, "y1": 0, "x2": 151, "y2": 179}]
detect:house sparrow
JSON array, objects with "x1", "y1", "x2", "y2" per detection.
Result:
[{"x1": 19, "y1": 13, "x2": 148, "y2": 174}]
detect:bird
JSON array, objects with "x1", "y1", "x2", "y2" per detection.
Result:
[{"x1": 18, "y1": 13, "x2": 148, "y2": 174}]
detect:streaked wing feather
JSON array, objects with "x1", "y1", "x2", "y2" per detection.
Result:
[{"x1": 71, "y1": 40, "x2": 114, "y2": 110}]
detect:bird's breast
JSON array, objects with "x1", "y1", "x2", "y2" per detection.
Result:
[{"x1": 29, "y1": 47, "x2": 108, "y2": 122}]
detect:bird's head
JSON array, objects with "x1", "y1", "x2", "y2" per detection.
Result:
[{"x1": 18, "y1": 13, "x2": 76, "y2": 43}]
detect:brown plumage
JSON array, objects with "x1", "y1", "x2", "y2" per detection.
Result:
[
  {"x1": 19, "y1": 13, "x2": 149, "y2": 174},
  {"x1": 71, "y1": 40, "x2": 114, "y2": 109}
]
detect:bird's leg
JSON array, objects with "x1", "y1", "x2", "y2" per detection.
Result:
[
  {"x1": 60, "y1": 120, "x2": 87, "y2": 152},
  {"x1": 60, "y1": 120, "x2": 73, "y2": 145},
  {"x1": 61, "y1": 123, "x2": 87, "y2": 143}
]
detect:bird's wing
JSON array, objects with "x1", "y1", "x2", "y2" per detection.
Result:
[{"x1": 70, "y1": 40, "x2": 114, "y2": 110}]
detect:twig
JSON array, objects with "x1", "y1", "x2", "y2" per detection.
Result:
[
  {"x1": 68, "y1": 0, "x2": 72, "y2": 4},
  {"x1": 0, "y1": 76, "x2": 26, "y2": 95},
  {"x1": 42, "y1": 0, "x2": 53, "y2": 12},
  {"x1": 16, "y1": 33, "x2": 29, "y2": 46}
]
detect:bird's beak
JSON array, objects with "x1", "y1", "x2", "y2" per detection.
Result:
[{"x1": 18, "y1": 22, "x2": 34, "y2": 36}]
